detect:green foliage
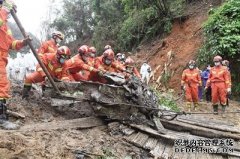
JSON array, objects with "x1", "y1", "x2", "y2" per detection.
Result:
[
  {"x1": 197, "y1": 0, "x2": 240, "y2": 93},
  {"x1": 152, "y1": 88, "x2": 180, "y2": 112},
  {"x1": 118, "y1": 7, "x2": 158, "y2": 50},
  {"x1": 197, "y1": 0, "x2": 240, "y2": 65},
  {"x1": 50, "y1": 0, "x2": 186, "y2": 52}
]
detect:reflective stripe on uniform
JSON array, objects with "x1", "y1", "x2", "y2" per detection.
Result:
[
  {"x1": 48, "y1": 63, "x2": 54, "y2": 71},
  {"x1": 48, "y1": 46, "x2": 55, "y2": 52},
  {"x1": 0, "y1": 18, "x2": 4, "y2": 27},
  {"x1": 37, "y1": 67, "x2": 43, "y2": 72},
  {"x1": 7, "y1": 29, "x2": 12, "y2": 35},
  {"x1": 71, "y1": 58, "x2": 75, "y2": 63},
  {"x1": 89, "y1": 67, "x2": 94, "y2": 71},
  {"x1": 61, "y1": 77, "x2": 70, "y2": 80},
  {"x1": 12, "y1": 41, "x2": 17, "y2": 49},
  {"x1": 55, "y1": 68, "x2": 62, "y2": 73}
]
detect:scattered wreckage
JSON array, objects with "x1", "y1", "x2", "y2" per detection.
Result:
[
  {"x1": 39, "y1": 73, "x2": 240, "y2": 158},
  {"x1": 45, "y1": 73, "x2": 168, "y2": 134}
]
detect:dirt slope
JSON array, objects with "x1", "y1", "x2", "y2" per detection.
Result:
[{"x1": 133, "y1": 1, "x2": 221, "y2": 93}]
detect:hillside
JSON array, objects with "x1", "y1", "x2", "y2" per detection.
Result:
[{"x1": 133, "y1": 0, "x2": 222, "y2": 93}]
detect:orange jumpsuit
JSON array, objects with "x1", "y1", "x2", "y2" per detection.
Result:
[
  {"x1": 181, "y1": 69, "x2": 201, "y2": 103},
  {"x1": 93, "y1": 56, "x2": 125, "y2": 83},
  {"x1": 62, "y1": 54, "x2": 98, "y2": 81},
  {"x1": 206, "y1": 66, "x2": 230, "y2": 105},
  {"x1": 0, "y1": 8, "x2": 25, "y2": 98},
  {"x1": 37, "y1": 39, "x2": 58, "y2": 56},
  {"x1": 25, "y1": 53, "x2": 68, "y2": 85}
]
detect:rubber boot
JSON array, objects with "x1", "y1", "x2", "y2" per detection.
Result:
[
  {"x1": 186, "y1": 102, "x2": 192, "y2": 112},
  {"x1": 221, "y1": 104, "x2": 226, "y2": 118},
  {"x1": 193, "y1": 102, "x2": 199, "y2": 111},
  {"x1": 22, "y1": 85, "x2": 32, "y2": 99},
  {"x1": 213, "y1": 104, "x2": 218, "y2": 115},
  {"x1": 0, "y1": 99, "x2": 7, "y2": 124}
]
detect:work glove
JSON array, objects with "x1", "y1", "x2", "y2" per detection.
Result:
[
  {"x1": 181, "y1": 85, "x2": 185, "y2": 91},
  {"x1": 22, "y1": 35, "x2": 32, "y2": 46},
  {"x1": 227, "y1": 88, "x2": 231, "y2": 95},
  {"x1": 98, "y1": 70, "x2": 105, "y2": 77}
]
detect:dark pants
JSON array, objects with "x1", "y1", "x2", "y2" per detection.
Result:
[{"x1": 206, "y1": 86, "x2": 212, "y2": 102}]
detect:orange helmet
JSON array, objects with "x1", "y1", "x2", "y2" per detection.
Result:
[
  {"x1": 89, "y1": 46, "x2": 96, "y2": 54},
  {"x1": 125, "y1": 57, "x2": 134, "y2": 65},
  {"x1": 57, "y1": 46, "x2": 71, "y2": 59},
  {"x1": 104, "y1": 45, "x2": 111, "y2": 51},
  {"x1": 103, "y1": 49, "x2": 115, "y2": 61},
  {"x1": 213, "y1": 55, "x2": 222, "y2": 62},
  {"x1": 52, "y1": 31, "x2": 64, "y2": 40},
  {"x1": 78, "y1": 45, "x2": 89, "y2": 56},
  {"x1": 222, "y1": 60, "x2": 229, "y2": 66}
]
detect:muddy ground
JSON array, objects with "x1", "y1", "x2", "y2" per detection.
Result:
[{"x1": 0, "y1": 83, "x2": 239, "y2": 159}]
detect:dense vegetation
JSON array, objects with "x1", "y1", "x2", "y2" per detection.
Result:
[
  {"x1": 197, "y1": 0, "x2": 240, "y2": 94},
  {"x1": 50, "y1": 0, "x2": 186, "y2": 53}
]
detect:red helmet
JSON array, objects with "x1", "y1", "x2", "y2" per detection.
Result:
[
  {"x1": 103, "y1": 49, "x2": 115, "y2": 61},
  {"x1": 89, "y1": 46, "x2": 96, "y2": 54},
  {"x1": 213, "y1": 55, "x2": 222, "y2": 62},
  {"x1": 57, "y1": 46, "x2": 71, "y2": 58},
  {"x1": 104, "y1": 45, "x2": 111, "y2": 51},
  {"x1": 125, "y1": 57, "x2": 134, "y2": 65},
  {"x1": 52, "y1": 31, "x2": 64, "y2": 40},
  {"x1": 78, "y1": 45, "x2": 89, "y2": 55}
]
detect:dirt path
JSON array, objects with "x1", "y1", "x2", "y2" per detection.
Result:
[{"x1": 178, "y1": 99, "x2": 240, "y2": 128}]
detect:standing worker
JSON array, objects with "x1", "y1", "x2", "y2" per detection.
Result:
[
  {"x1": 140, "y1": 61, "x2": 151, "y2": 85},
  {"x1": 181, "y1": 60, "x2": 201, "y2": 112},
  {"x1": 222, "y1": 60, "x2": 231, "y2": 107},
  {"x1": 38, "y1": 31, "x2": 64, "y2": 56},
  {"x1": 0, "y1": 0, "x2": 30, "y2": 126},
  {"x1": 201, "y1": 65, "x2": 211, "y2": 102},
  {"x1": 205, "y1": 56, "x2": 231, "y2": 116}
]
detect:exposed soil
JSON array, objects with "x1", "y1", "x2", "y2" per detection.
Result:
[
  {"x1": 0, "y1": 85, "x2": 147, "y2": 159},
  {"x1": 133, "y1": 0, "x2": 222, "y2": 93}
]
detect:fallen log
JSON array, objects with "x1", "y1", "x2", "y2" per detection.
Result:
[
  {"x1": 18, "y1": 117, "x2": 103, "y2": 132},
  {"x1": 177, "y1": 116, "x2": 240, "y2": 134},
  {"x1": 160, "y1": 119, "x2": 240, "y2": 140}
]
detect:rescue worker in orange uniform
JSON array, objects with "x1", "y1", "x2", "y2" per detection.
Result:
[
  {"x1": 89, "y1": 46, "x2": 97, "y2": 58},
  {"x1": 222, "y1": 60, "x2": 231, "y2": 85},
  {"x1": 94, "y1": 49, "x2": 126, "y2": 83},
  {"x1": 0, "y1": 1, "x2": 30, "y2": 122},
  {"x1": 22, "y1": 46, "x2": 71, "y2": 99},
  {"x1": 181, "y1": 60, "x2": 201, "y2": 112},
  {"x1": 37, "y1": 31, "x2": 64, "y2": 55},
  {"x1": 222, "y1": 60, "x2": 231, "y2": 108},
  {"x1": 124, "y1": 57, "x2": 141, "y2": 79},
  {"x1": 205, "y1": 56, "x2": 231, "y2": 116},
  {"x1": 62, "y1": 45, "x2": 101, "y2": 81}
]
